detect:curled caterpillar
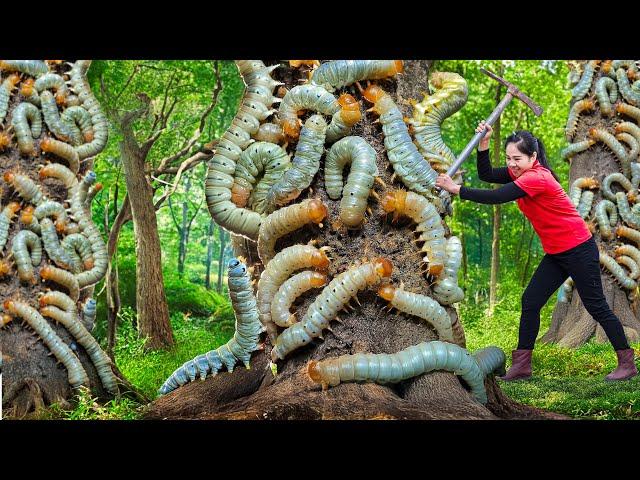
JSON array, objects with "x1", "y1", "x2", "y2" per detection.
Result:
[
  {"x1": 20, "y1": 205, "x2": 40, "y2": 235},
  {"x1": 577, "y1": 191, "x2": 595, "y2": 218},
  {"x1": 408, "y1": 71, "x2": 469, "y2": 170},
  {"x1": 595, "y1": 76, "x2": 618, "y2": 116},
  {"x1": 20, "y1": 78, "x2": 41, "y2": 107},
  {"x1": 82, "y1": 298, "x2": 97, "y2": 332},
  {"x1": 310, "y1": 60, "x2": 403, "y2": 92},
  {"x1": 616, "y1": 225, "x2": 640, "y2": 246},
  {"x1": 614, "y1": 244, "x2": 640, "y2": 273},
  {"x1": 257, "y1": 199, "x2": 328, "y2": 266},
  {"x1": 611, "y1": 60, "x2": 639, "y2": 74},
  {"x1": 231, "y1": 141, "x2": 291, "y2": 214},
  {"x1": 254, "y1": 122, "x2": 284, "y2": 144},
  {"x1": 599, "y1": 248, "x2": 637, "y2": 290},
  {"x1": 381, "y1": 189, "x2": 446, "y2": 276},
  {"x1": 378, "y1": 283, "x2": 454, "y2": 342},
  {"x1": 40, "y1": 264, "x2": 80, "y2": 302},
  {"x1": 34, "y1": 73, "x2": 69, "y2": 105},
  {"x1": 615, "y1": 254, "x2": 640, "y2": 280},
  {"x1": 40, "y1": 218, "x2": 74, "y2": 270},
  {"x1": 34, "y1": 200, "x2": 68, "y2": 233},
  {"x1": 602, "y1": 172, "x2": 633, "y2": 202},
  {"x1": 271, "y1": 270, "x2": 328, "y2": 327},
  {"x1": 431, "y1": 236, "x2": 465, "y2": 305},
  {"x1": 264, "y1": 115, "x2": 327, "y2": 209},
  {"x1": 60, "y1": 106, "x2": 94, "y2": 145},
  {"x1": 40, "y1": 137, "x2": 80, "y2": 174},
  {"x1": 616, "y1": 102, "x2": 640, "y2": 123},
  {"x1": 363, "y1": 84, "x2": 438, "y2": 195},
  {"x1": 11, "y1": 230, "x2": 42, "y2": 284},
  {"x1": 326, "y1": 94, "x2": 362, "y2": 144},
  {"x1": 39, "y1": 162, "x2": 78, "y2": 189},
  {"x1": 589, "y1": 128, "x2": 632, "y2": 177},
  {"x1": 617, "y1": 67, "x2": 640, "y2": 106},
  {"x1": 278, "y1": 84, "x2": 340, "y2": 139},
  {"x1": 307, "y1": 340, "x2": 504, "y2": 404},
  {"x1": 615, "y1": 191, "x2": 640, "y2": 229},
  {"x1": 0, "y1": 73, "x2": 20, "y2": 124},
  {"x1": 40, "y1": 90, "x2": 72, "y2": 142},
  {"x1": 324, "y1": 136, "x2": 379, "y2": 229},
  {"x1": 595, "y1": 200, "x2": 618, "y2": 239},
  {"x1": 39, "y1": 291, "x2": 117, "y2": 394},
  {"x1": 158, "y1": 258, "x2": 263, "y2": 396},
  {"x1": 0, "y1": 60, "x2": 48, "y2": 77},
  {"x1": 257, "y1": 244, "x2": 330, "y2": 341},
  {"x1": 565, "y1": 99, "x2": 594, "y2": 141},
  {"x1": 614, "y1": 122, "x2": 640, "y2": 148},
  {"x1": 61, "y1": 233, "x2": 94, "y2": 272},
  {"x1": 571, "y1": 60, "x2": 599, "y2": 100},
  {"x1": 557, "y1": 277, "x2": 574, "y2": 303},
  {"x1": 0, "y1": 202, "x2": 20, "y2": 253},
  {"x1": 11, "y1": 101, "x2": 43, "y2": 155},
  {"x1": 569, "y1": 177, "x2": 599, "y2": 207},
  {"x1": 616, "y1": 132, "x2": 639, "y2": 165},
  {"x1": 271, "y1": 258, "x2": 393, "y2": 361},
  {"x1": 3, "y1": 299, "x2": 89, "y2": 388},
  {"x1": 3, "y1": 171, "x2": 46, "y2": 205},
  {"x1": 561, "y1": 139, "x2": 595, "y2": 161}
]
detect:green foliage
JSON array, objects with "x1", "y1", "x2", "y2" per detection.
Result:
[
  {"x1": 41, "y1": 387, "x2": 142, "y2": 420},
  {"x1": 164, "y1": 269, "x2": 233, "y2": 319}
]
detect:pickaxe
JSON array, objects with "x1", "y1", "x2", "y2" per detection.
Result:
[{"x1": 438, "y1": 68, "x2": 543, "y2": 201}]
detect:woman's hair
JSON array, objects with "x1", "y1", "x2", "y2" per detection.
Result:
[{"x1": 504, "y1": 130, "x2": 560, "y2": 182}]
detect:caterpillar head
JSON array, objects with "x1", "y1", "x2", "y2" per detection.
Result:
[
  {"x1": 40, "y1": 137, "x2": 56, "y2": 153},
  {"x1": 20, "y1": 205, "x2": 35, "y2": 224},
  {"x1": 3, "y1": 300, "x2": 14, "y2": 312},
  {"x1": 6, "y1": 74, "x2": 20, "y2": 90},
  {"x1": 84, "y1": 129, "x2": 95, "y2": 143},
  {"x1": 627, "y1": 191, "x2": 638, "y2": 203},
  {"x1": 3, "y1": 171, "x2": 15, "y2": 184},
  {"x1": 584, "y1": 177, "x2": 599, "y2": 189},
  {"x1": 602, "y1": 60, "x2": 613, "y2": 75},
  {"x1": 377, "y1": 284, "x2": 397, "y2": 302},
  {"x1": 309, "y1": 272, "x2": 328, "y2": 288},
  {"x1": 380, "y1": 189, "x2": 407, "y2": 223},
  {"x1": 307, "y1": 360, "x2": 323, "y2": 383},
  {"x1": 0, "y1": 131, "x2": 11, "y2": 151},
  {"x1": 0, "y1": 260, "x2": 11, "y2": 278},
  {"x1": 228, "y1": 258, "x2": 248, "y2": 277},
  {"x1": 85, "y1": 171, "x2": 97, "y2": 184},
  {"x1": 20, "y1": 78, "x2": 35, "y2": 96},
  {"x1": 282, "y1": 119, "x2": 301, "y2": 140},
  {"x1": 0, "y1": 313, "x2": 12, "y2": 328},
  {"x1": 5, "y1": 202, "x2": 20, "y2": 218},
  {"x1": 312, "y1": 249, "x2": 331, "y2": 270},
  {"x1": 363, "y1": 85, "x2": 386, "y2": 106},
  {"x1": 588, "y1": 128, "x2": 599, "y2": 139},
  {"x1": 231, "y1": 183, "x2": 251, "y2": 208},
  {"x1": 374, "y1": 258, "x2": 393, "y2": 278},
  {"x1": 337, "y1": 94, "x2": 362, "y2": 126},
  {"x1": 307, "y1": 199, "x2": 328, "y2": 224}
]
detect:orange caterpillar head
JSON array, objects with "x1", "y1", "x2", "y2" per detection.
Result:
[
  {"x1": 3, "y1": 171, "x2": 15, "y2": 184},
  {"x1": 282, "y1": 119, "x2": 301, "y2": 139},
  {"x1": 55, "y1": 219, "x2": 68, "y2": 234},
  {"x1": 20, "y1": 78, "x2": 35, "y2": 96},
  {"x1": 588, "y1": 128, "x2": 598, "y2": 138},
  {"x1": 427, "y1": 262, "x2": 444, "y2": 277},
  {"x1": 40, "y1": 137, "x2": 55, "y2": 153},
  {"x1": 0, "y1": 259, "x2": 11, "y2": 278},
  {"x1": 627, "y1": 191, "x2": 637, "y2": 203},
  {"x1": 0, "y1": 130, "x2": 10, "y2": 150},
  {"x1": 377, "y1": 283, "x2": 397, "y2": 302},
  {"x1": 391, "y1": 60, "x2": 404, "y2": 75},
  {"x1": 5, "y1": 74, "x2": 20, "y2": 90},
  {"x1": 307, "y1": 199, "x2": 328, "y2": 224},
  {"x1": 230, "y1": 183, "x2": 251, "y2": 208},
  {"x1": 311, "y1": 249, "x2": 331, "y2": 270},
  {"x1": 0, "y1": 313, "x2": 12, "y2": 328},
  {"x1": 20, "y1": 205, "x2": 35, "y2": 224},
  {"x1": 40, "y1": 266, "x2": 55, "y2": 281},
  {"x1": 289, "y1": 60, "x2": 320, "y2": 68},
  {"x1": 337, "y1": 93, "x2": 362, "y2": 126},
  {"x1": 380, "y1": 189, "x2": 407, "y2": 222},
  {"x1": 584, "y1": 177, "x2": 599, "y2": 189},
  {"x1": 628, "y1": 69, "x2": 637, "y2": 81},
  {"x1": 84, "y1": 129, "x2": 95, "y2": 143},
  {"x1": 309, "y1": 271, "x2": 328, "y2": 288},
  {"x1": 3, "y1": 299, "x2": 14, "y2": 311},
  {"x1": 583, "y1": 99, "x2": 595, "y2": 110},
  {"x1": 374, "y1": 257, "x2": 393, "y2": 278},
  {"x1": 5, "y1": 202, "x2": 20, "y2": 218},
  {"x1": 307, "y1": 360, "x2": 323, "y2": 383},
  {"x1": 602, "y1": 60, "x2": 613, "y2": 74},
  {"x1": 55, "y1": 91, "x2": 67, "y2": 106},
  {"x1": 362, "y1": 84, "x2": 386, "y2": 105}
]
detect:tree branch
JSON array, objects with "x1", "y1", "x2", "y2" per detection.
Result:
[{"x1": 167, "y1": 195, "x2": 183, "y2": 235}]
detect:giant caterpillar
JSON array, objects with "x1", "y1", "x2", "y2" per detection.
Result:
[
  {"x1": 82, "y1": 298, "x2": 97, "y2": 332},
  {"x1": 599, "y1": 248, "x2": 637, "y2": 290},
  {"x1": 265, "y1": 115, "x2": 327, "y2": 209},
  {"x1": 589, "y1": 128, "x2": 632, "y2": 178},
  {"x1": 377, "y1": 283, "x2": 454, "y2": 343},
  {"x1": 615, "y1": 132, "x2": 639, "y2": 164},
  {"x1": 254, "y1": 122, "x2": 284, "y2": 144},
  {"x1": 34, "y1": 200, "x2": 68, "y2": 233},
  {"x1": 595, "y1": 200, "x2": 618, "y2": 239},
  {"x1": 20, "y1": 78, "x2": 41, "y2": 107},
  {"x1": 614, "y1": 253, "x2": 640, "y2": 280},
  {"x1": 257, "y1": 244, "x2": 330, "y2": 342},
  {"x1": 39, "y1": 291, "x2": 118, "y2": 394},
  {"x1": 615, "y1": 191, "x2": 640, "y2": 229},
  {"x1": 569, "y1": 177, "x2": 599, "y2": 207},
  {"x1": 3, "y1": 300, "x2": 89, "y2": 388},
  {"x1": 40, "y1": 137, "x2": 80, "y2": 174},
  {"x1": 614, "y1": 244, "x2": 640, "y2": 273},
  {"x1": 231, "y1": 141, "x2": 291, "y2": 214},
  {"x1": 595, "y1": 76, "x2": 618, "y2": 116},
  {"x1": 602, "y1": 172, "x2": 633, "y2": 202},
  {"x1": 11, "y1": 230, "x2": 42, "y2": 284},
  {"x1": 39, "y1": 218, "x2": 74, "y2": 270},
  {"x1": 616, "y1": 103, "x2": 640, "y2": 123},
  {"x1": 307, "y1": 340, "x2": 505, "y2": 404},
  {"x1": 158, "y1": 258, "x2": 263, "y2": 396},
  {"x1": 0, "y1": 202, "x2": 20, "y2": 253},
  {"x1": 577, "y1": 191, "x2": 595, "y2": 219},
  {"x1": 277, "y1": 84, "x2": 340, "y2": 140},
  {"x1": 557, "y1": 278, "x2": 574, "y2": 303},
  {"x1": 40, "y1": 265, "x2": 80, "y2": 302},
  {"x1": 60, "y1": 106, "x2": 94, "y2": 145},
  {"x1": 571, "y1": 60, "x2": 599, "y2": 100},
  {"x1": 257, "y1": 198, "x2": 328, "y2": 266},
  {"x1": 363, "y1": 84, "x2": 438, "y2": 195},
  {"x1": 40, "y1": 90, "x2": 72, "y2": 142},
  {"x1": 325, "y1": 136, "x2": 379, "y2": 229},
  {"x1": 611, "y1": 60, "x2": 639, "y2": 75},
  {"x1": 271, "y1": 258, "x2": 393, "y2": 361},
  {"x1": 10, "y1": 102, "x2": 42, "y2": 155},
  {"x1": 407, "y1": 71, "x2": 469, "y2": 170},
  {"x1": 617, "y1": 67, "x2": 640, "y2": 106},
  {"x1": 39, "y1": 163, "x2": 78, "y2": 190},
  {"x1": 271, "y1": 270, "x2": 328, "y2": 328},
  {"x1": 381, "y1": 189, "x2": 446, "y2": 277},
  {"x1": 19, "y1": 205, "x2": 40, "y2": 235},
  {"x1": 616, "y1": 225, "x2": 640, "y2": 245},
  {"x1": 61, "y1": 233, "x2": 94, "y2": 271},
  {"x1": 561, "y1": 139, "x2": 595, "y2": 161},
  {"x1": 3, "y1": 171, "x2": 46, "y2": 206},
  {"x1": 565, "y1": 99, "x2": 594, "y2": 141},
  {"x1": 309, "y1": 60, "x2": 404, "y2": 92},
  {"x1": 431, "y1": 236, "x2": 465, "y2": 305},
  {"x1": 0, "y1": 73, "x2": 20, "y2": 124},
  {"x1": 325, "y1": 93, "x2": 362, "y2": 144},
  {"x1": 34, "y1": 73, "x2": 69, "y2": 105},
  {"x1": 614, "y1": 122, "x2": 640, "y2": 149},
  {"x1": 0, "y1": 60, "x2": 48, "y2": 77}
]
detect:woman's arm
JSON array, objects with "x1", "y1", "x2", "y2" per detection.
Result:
[
  {"x1": 477, "y1": 149, "x2": 512, "y2": 184},
  {"x1": 459, "y1": 182, "x2": 527, "y2": 205}
]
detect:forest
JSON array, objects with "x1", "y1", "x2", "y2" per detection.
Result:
[{"x1": 1, "y1": 59, "x2": 639, "y2": 420}]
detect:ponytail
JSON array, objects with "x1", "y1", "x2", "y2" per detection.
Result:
[{"x1": 505, "y1": 130, "x2": 560, "y2": 182}]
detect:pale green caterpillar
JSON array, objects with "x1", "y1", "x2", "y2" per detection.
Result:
[
  {"x1": 0, "y1": 60, "x2": 48, "y2": 77},
  {"x1": 569, "y1": 177, "x2": 599, "y2": 207},
  {"x1": 565, "y1": 99, "x2": 594, "y2": 141},
  {"x1": 40, "y1": 264, "x2": 80, "y2": 302},
  {"x1": 431, "y1": 236, "x2": 465, "y2": 305},
  {"x1": 39, "y1": 291, "x2": 118, "y2": 394},
  {"x1": 595, "y1": 200, "x2": 618, "y2": 240},
  {"x1": 309, "y1": 60, "x2": 404, "y2": 92},
  {"x1": 614, "y1": 122, "x2": 640, "y2": 149},
  {"x1": 325, "y1": 93, "x2": 361, "y2": 144},
  {"x1": 0, "y1": 202, "x2": 20, "y2": 253},
  {"x1": 60, "y1": 106, "x2": 94, "y2": 146},
  {"x1": 40, "y1": 90, "x2": 72, "y2": 142},
  {"x1": 571, "y1": 60, "x2": 599, "y2": 100},
  {"x1": 39, "y1": 163, "x2": 78, "y2": 190},
  {"x1": 561, "y1": 139, "x2": 595, "y2": 161},
  {"x1": 614, "y1": 254, "x2": 640, "y2": 279},
  {"x1": 34, "y1": 73, "x2": 69, "y2": 104},
  {"x1": 616, "y1": 103, "x2": 640, "y2": 123},
  {"x1": 158, "y1": 258, "x2": 263, "y2": 396},
  {"x1": 595, "y1": 76, "x2": 618, "y2": 116},
  {"x1": 325, "y1": 136, "x2": 379, "y2": 229},
  {"x1": 40, "y1": 218, "x2": 74, "y2": 270},
  {"x1": 577, "y1": 191, "x2": 595, "y2": 219},
  {"x1": 11, "y1": 230, "x2": 42, "y2": 284},
  {"x1": 307, "y1": 341, "x2": 506, "y2": 404},
  {"x1": 34, "y1": 200, "x2": 68, "y2": 233},
  {"x1": 602, "y1": 172, "x2": 633, "y2": 202},
  {"x1": 271, "y1": 271, "x2": 328, "y2": 328},
  {"x1": 615, "y1": 132, "x2": 639, "y2": 164},
  {"x1": 40, "y1": 137, "x2": 80, "y2": 174},
  {"x1": 3, "y1": 171, "x2": 46, "y2": 205},
  {"x1": 599, "y1": 248, "x2": 637, "y2": 290},
  {"x1": 82, "y1": 299, "x2": 97, "y2": 332},
  {"x1": 61, "y1": 233, "x2": 94, "y2": 272},
  {"x1": 265, "y1": 115, "x2": 327, "y2": 210},
  {"x1": 11, "y1": 102, "x2": 43, "y2": 155},
  {"x1": 557, "y1": 278, "x2": 574, "y2": 303},
  {"x1": 615, "y1": 191, "x2": 640, "y2": 229},
  {"x1": 0, "y1": 74, "x2": 20, "y2": 124},
  {"x1": 616, "y1": 225, "x2": 640, "y2": 245},
  {"x1": 617, "y1": 68, "x2": 640, "y2": 106},
  {"x1": 278, "y1": 84, "x2": 340, "y2": 140}
]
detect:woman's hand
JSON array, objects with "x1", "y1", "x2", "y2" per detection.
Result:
[
  {"x1": 476, "y1": 120, "x2": 493, "y2": 151},
  {"x1": 436, "y1": 174, "x2": 461, "y2": 195}
]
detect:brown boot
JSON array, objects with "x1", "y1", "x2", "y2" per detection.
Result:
[
  {"x1": 605, "y1": 349, "x2": 638, "y2": 381},
  {"x1": 499, "y1": 349, "x2": 532, "y2": 381}
]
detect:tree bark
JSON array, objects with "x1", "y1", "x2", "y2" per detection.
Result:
[
  {"x1": 119, "y1": 117, "x2": 174, "y2": 350},
  {"x1": 145, "y1": 60, "x2": 566, "y2": 420},
  {"x1": 489, "y1": 77, "x2": 503, "y2": 314}
]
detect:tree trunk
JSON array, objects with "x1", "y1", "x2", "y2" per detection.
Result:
[
  {"x1": 145, "y1": 60, "x2": 566, "y2": 420},
  {"x1": 177, "y1": 177, "x2": 191, "y2": 276},
  {"x1": 488, "y1": 77, "x2": 503, "y2": 314},
  {"x1": 205, "y1": 219, "x2": 215, "y2": 290},
  {"x1": 543, "y1": 60, "x2": 640, "y2": 346},
  {"x1": 216, "y1": 225, "x2": 227, "y2": 293},
  {"x1": 119, "y1": 124, "x2": 174, "y2": 350},
  {"x1": 521, "y1": 225, "x2": 534, "y2": 287},
  {"x1": 477, "y1": 217, "x2": 483, "y2": 266}
]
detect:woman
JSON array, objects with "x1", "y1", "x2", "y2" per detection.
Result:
[{"x1": 436, "y1": 121, "x2": 637, "y2": 381}]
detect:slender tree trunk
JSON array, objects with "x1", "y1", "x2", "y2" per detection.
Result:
[
  {"x1": 177, "y1": 177, "x2": 191, "y2": 276},
  {"x1": 477, "y1": 217, "x2": 483, "y2": 266},
  {"x1": 216, "y1": 225, "x2": 227, "y2": 293},
  {"x1": 488, "y1": 75, "x2": 503, "y2": 314},
  {"x1": 520, "y1": 225, "x2": 534, "y2": 288},
  {"x1": 119, "y1": 122, "x2": 174, "y2": 350},
  {"x1": 205, "y1": 220, "x2": 215, "y2": 290}
]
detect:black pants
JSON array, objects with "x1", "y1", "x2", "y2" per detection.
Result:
[{"x1": 518, "y1": 236, "x2": 630, "y2": 351}]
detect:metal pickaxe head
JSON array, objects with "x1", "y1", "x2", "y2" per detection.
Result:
[{"x1": 481, "y1": 68, "x2": 543, "y2": 116}]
